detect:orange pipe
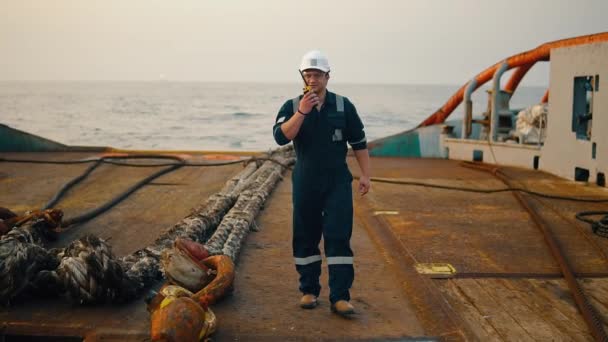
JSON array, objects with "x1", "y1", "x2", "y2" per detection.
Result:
[
  {"x1": 418, "y1": 32, "x2": 608, "y2": 127},
  {"x1": 505, "y1": 63, "x2": 535, "y2": 93},
  {"x1": 541, "y1": 89, "x2": 549, "y2": 103}
]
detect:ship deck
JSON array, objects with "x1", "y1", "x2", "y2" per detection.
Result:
[{"x1": 1, "y1": 151, "x2": 608, "y2": 341}]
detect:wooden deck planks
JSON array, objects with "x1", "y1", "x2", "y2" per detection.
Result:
[
  {"x1": 476, "y1": 278, "x2": 564, "y2": 341},
  {"x1": 503, "y1": 279, "x2": 591, "y2": 341},
  {"x1": 439, "y1": 278, "x2": 604, "y2": 341},
  {"x1": 449, "y1": 278, "x2": 534, "y2": 341},
  {"x1": 440, "y1": 280, "x2": 502, "y2": 340}
]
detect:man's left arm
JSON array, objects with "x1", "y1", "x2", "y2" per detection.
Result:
[
  {"x1": 353, "y1": 149, "x2": 370, "y2": 196},
  {"x1": 345, "y1": 99, "x2": 371, "y2": 196}
]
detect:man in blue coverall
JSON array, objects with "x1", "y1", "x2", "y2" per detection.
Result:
[{"x1": 272, "y1": 50, "x2": 371, "y2": 316}]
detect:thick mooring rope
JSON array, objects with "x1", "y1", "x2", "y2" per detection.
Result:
[
  {"x1": 55, "y1": 235, "x2": 129, "y2": 304},
  {"x1": 206, "y1": 151, "x2": 291, "y2": 260},
  {"x1": 0, "y1": 147, "x2": 294, "y2": 305},
  {"x1": 0, "y1": 217, "x2": 61, "y2": 304}
]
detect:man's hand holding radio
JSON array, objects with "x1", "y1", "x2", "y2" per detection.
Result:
[{"x1": 297, "y1": 91, "x2": 320, "y2": 116}]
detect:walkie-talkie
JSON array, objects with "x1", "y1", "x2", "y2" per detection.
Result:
[{"x1": 299, "y1": 70, "x2": 312, "y2": 94}]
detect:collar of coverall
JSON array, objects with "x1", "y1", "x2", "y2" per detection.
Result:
[{"x1": 316, "y1": 89, "x2": 335, "y2": 106}]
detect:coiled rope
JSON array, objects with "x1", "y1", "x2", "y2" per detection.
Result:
[
  {"x1": 576, "y1": 211, "x2": 608, "y2": 238},
  {"x1": 0, "y1": 147, "x2": 295, "y2": 305},
  {"x1": 0, "y1": 215, "x2": 61, "y2": 304}
]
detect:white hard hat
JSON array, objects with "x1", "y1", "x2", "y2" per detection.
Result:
[{"x1": 299, "y1": 50, "x2": 330, "y2": 73}]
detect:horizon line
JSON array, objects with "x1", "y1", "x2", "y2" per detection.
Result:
[{"x1": 0, "y1": 79, "x2": 550, "y2": 88}]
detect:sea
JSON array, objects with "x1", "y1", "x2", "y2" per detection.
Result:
[{"x1": 0, "y1": 81, "x2": 546, "y2": 151}]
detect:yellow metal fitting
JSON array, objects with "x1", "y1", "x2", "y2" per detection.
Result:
[{"x1": 414, "y1": 263, "x2": 457, "y2": 278}]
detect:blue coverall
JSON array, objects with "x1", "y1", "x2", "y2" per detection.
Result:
[{"x1": 273, "y1": 90, "x2": 367, "y2": 304}]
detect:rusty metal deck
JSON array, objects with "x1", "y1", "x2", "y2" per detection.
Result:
[
  {"x1": 348, "y1": 156, "x2": 608, "y2": 341},
  {"x1": 1, "y1": 152, "x2": 608, "y2": 341}
]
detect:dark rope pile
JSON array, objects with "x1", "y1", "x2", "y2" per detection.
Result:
[
  {"x1": 0, "y1": 210, "x2": 128, "y2": 305},
  {"x1": 0, "y1": 207, "x2": 18, "y2": 236},
  {"x1": 55, "y1": 235, "x2": 127, "y2": 304},
  {"x1": 0, "y1": 147, "x2": 295, "y2": 305},
  {"x1": 576, "y1": 211, "x2": 608, "y2": 238},
  {"x1": 0, "y1": 215, "x2": 62, "y2": 304}
]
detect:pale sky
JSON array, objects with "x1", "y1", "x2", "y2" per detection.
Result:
[{"x1": 1, "y1": 0, "x2": 607, "y2": 85}]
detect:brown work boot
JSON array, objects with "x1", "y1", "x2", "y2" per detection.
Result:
[
  {"x1": 331, "y1": 300, "x2": 355, "y2": 316},
  {"x1": 299, "y1": 294, "x2": 318, "y2": 309}
]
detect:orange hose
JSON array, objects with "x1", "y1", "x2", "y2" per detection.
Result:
[
  {"x1": 418, "y1": 32, "x2": 608, "y2": 127},
  {"x1": 541, "y1": 89, "x2": 549, "y2": 103},
  {"x1": 505, "y1": 63, "x2": 535, "y2": 93}
]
